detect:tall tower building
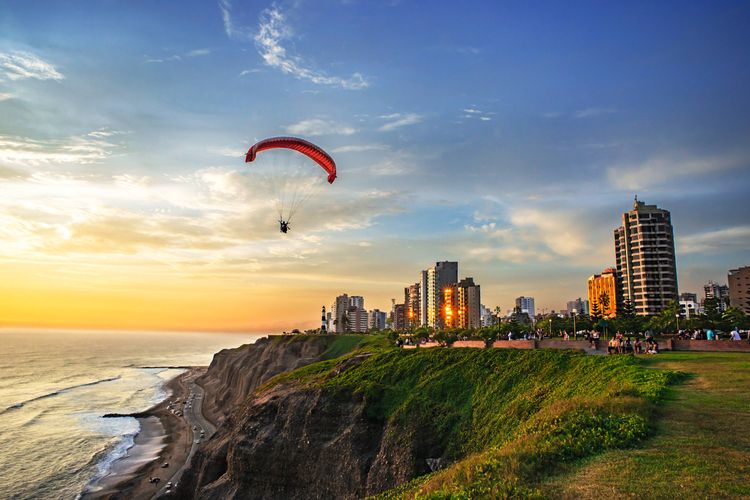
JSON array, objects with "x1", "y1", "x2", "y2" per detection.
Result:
[
  {"x1": 703, "y1": 280, "x2": 730, "y2": 312},
  {"x1": 331, "y1": 294, "x2": 349, "y2": 333},
  {"x1": 422, "y1": 261, "x2": 458, "y2": 328},
  {"x1": 456, "y1": 277, "x2": 481, "y2": 329},
  {"x1": 405, "y1": 283, "x2": 421, "y2": 328},
  {"x1": 614, "y1": 197, "x2": 678, "y2": 315},
  {"x1": 515, "y1": 296, "x2": 535, "y2": 320},
  {"x1": 728, "y1": 266, "x2": 750, "y2": 314},
  {"x1": 587, "y1": 268, "x2": 619, "y2": 318}
]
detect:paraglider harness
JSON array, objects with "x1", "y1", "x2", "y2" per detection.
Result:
[{"x1": 279, "y1": 220, "x2": 290, "y2": 233}]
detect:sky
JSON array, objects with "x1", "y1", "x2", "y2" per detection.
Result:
[{"x1": 1, "y1": 0, "x2": 749, "y2": 331}]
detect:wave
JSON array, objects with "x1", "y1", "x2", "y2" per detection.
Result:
[
  {"x1": 78, "y1": 427, "x2": 139, "y2": 497},
  {"x1": 1, "y1": 375, "x2": 122, "y2": 414}
]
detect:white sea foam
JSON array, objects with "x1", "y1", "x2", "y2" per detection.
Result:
[{"x1": 0, "y1": 328, "x2": 256, "y2": 499}]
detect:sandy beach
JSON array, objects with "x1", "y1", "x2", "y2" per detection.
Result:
[{"x1": 83, "y1": 368, "x2": 206, "y2": 499}]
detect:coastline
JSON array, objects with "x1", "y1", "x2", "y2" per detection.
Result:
[{"x1": 83, "y1": 368, "x2": 204, "y2": 499}]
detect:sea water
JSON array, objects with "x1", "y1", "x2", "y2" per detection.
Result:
[{"x1": 0, "y1": 329, "x2": 262, "y2": 499}]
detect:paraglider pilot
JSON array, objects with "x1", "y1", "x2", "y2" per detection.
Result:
[{"x1": 279, "y1": 220, "x2": 290, "y2": 233}]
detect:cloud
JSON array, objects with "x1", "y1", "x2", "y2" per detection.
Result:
[
  {"x1": 252, "y1": 5, "x2": 368, "y2": 90},
  {"x1": 574, "y1": 107, "x2": 616, "y2": 118},
  {"x1": 462, "y1": 204, "x2": 598, "y2": 265},
  {"x1": 678, "y1": 225, "x2": 750, "y2": 255},
  {"x1": 378, "y1": 113, "x2": 423, "y2": 132},
  {"x1": 0, "y1": 51, "x2": 64, "y2": 81},
  {"x1": 331, "y1": 144, "x2": 388, "y2": 153},
  {"x1": 218, "y1": 0, "x2": 253, "y2": 40},
  {"x1": 146, "y1": 48, "x2": 211, "y2": 63},
  {"x1": 285, "y1": 118, "x2": 357, "y2": 136},
  {"x1": 0, "y1": 92, "x2": 14, "y2": 101},
  {"x1": 369, "y1": 159, "x2": 415, "y2": 176},
  {"x1": 0, "y1": 131, "x2": 122, "y2": 166},
  {"x1": 239, "y1": 68, "x2": 262, "y2": 76},
  {"x1": 607, "y1": 152, "x2": 748, "y2": 190},
  {"x1": 461, "y1": 106, "x2": 493, "y2": 122}
]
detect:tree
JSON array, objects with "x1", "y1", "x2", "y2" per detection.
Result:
[
  {"x1": 614, "y1": 298, "x2": 644, "y2": 334},
  {"x1": 723, "y1": 306, "x2": 749, "y2": 331},
  {"x1": 590, "y1": 301, "x2": 602, "y2": 330},
  {"x1": 599, "y1": 292, "x2": 611, "y2": 317},
  {"x1": 702, "y1": 298, "x2": 722, "y2": 328},
  {"x1": 494, "y1": 306, "x2": 503, "y2": 326}
]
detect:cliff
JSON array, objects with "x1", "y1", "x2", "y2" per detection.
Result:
[
  {"x1": 199, "y1": 335, "x2": 355, "y2": 426},
  {"x1": 176, "y1": 338, "x2": 678, "y2": 499}
]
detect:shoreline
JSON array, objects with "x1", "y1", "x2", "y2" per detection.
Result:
[{"x1": 82, "y1": 368, "x2": 205, "y2": 499}]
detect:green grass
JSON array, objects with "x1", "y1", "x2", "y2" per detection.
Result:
[
  {"x1": 259, "y1": 343, "x2": 682, "y2": 498},
  {"x1": 539, "y1": 352, "x2": 750, "y2": 498}
]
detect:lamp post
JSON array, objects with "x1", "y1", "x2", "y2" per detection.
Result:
[
  {"x1": 675, "y1": 313, "x2": 680, "y2": 334},
  {"x1": 572, "y1": 309, "x2": 577, "y2": 340}
]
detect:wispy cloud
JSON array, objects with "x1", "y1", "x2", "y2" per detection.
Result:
[
  {"x1": 0, "y1": 130, "x2": 122, "y2": 166},
  {"x1": 678, "y1": 225, "x2": 750, "y2": 255},
  {"x1": 607, "y1": 152, "x2": 748, "y2": 190},
  {"x1": 461, "y1": 106, "x2": 493, "y2": 122},
  {"x1": 331, "y1": 144, "x2": 388, "y2": 153},
  {"x1": 0, "y1": 51, "x2": 64, "y2": 81},
  {"x1": 0, "y1": 92, "x2": 14, "y2": 101},
  {"x1": 574, "y1": 107, "x2": 616, "y2": 118},
  {"x1": 146, "y1": 48, "x2": 211, "y2": 63},
  {"x1": 218, "y1": 0, "x2": 253, "y2": 40},
  {"x1": 378, "y1": 113, "x2": 423, "y2": 132},
  {"x1": 251, "y1": 5, "x2": 368, "y2": 90},
  {"x1": 239, "y1": 68, "x2": 262, "y2": 76},
  {"x1": 285, "y1": 118, "x2": 357, "y2": 136}
]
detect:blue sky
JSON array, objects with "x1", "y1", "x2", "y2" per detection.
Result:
[{"x1": 1, "y1": 0, "x2": 749, "y2": 329}]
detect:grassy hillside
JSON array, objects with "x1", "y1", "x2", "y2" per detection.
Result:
[
  {"x1": 262, "y1": 340, "x2": 681, "y2": 497},
  {"x1": 540, "y1": 352, "x2": 750, "y2": 498}
]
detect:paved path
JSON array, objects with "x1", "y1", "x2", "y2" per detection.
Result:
[{"x1": 153, "y1": 371, "x2": 215, "y2": 498}]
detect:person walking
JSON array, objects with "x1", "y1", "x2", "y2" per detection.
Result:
[{"x1": 731, "y1": 327, "x2": 741, "y2": 341}]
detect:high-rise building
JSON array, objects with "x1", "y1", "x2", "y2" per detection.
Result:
[
  {"x1": 392, "y1": 303, "x2": 407, "y2": 331},
  {"x1": 614, "y1": 197, "x2": 678, "y2": 315},
  {"x1": 703, "y1": 280, "x2": 730, "y2": 312},
  {"x1": 454, "y1": 277, "x2": 481, "y2": 329},
  {"x1": 331, "y1": 294, "x2": 349, "y2": 333},
  {"x1": 368, "y1": 309, "x2": 387, "y2": 331},
  {"x1": 566, "y1": 298, "x2": 588, "y2": 316},
  {"x1": 347, "y1": 296, "x2": 368, "y2": 332},
  {"x1": 405, "y1": 283, "x2": 421, "y2": 328},
  {"x1": 515, "y1": 296, "x2": 535, "y2": 320},
  {"x1": 587, "y1": 268, "x2": 619, "y2": 318},
  {"x1": 419, "y1": 270, "x2": 428, "y2": 327},
  {"x1": 728, "y1": 266, "x2": 750, "y2": 314},
  {"x1": 421, "y1": 261, "x2": 458, "y2": 328},
  {"x1": 349, "y1": 295, "x2": 365, "y2": 310}
]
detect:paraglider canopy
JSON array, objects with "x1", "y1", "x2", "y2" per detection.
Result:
[
  {"x1": 246, "y1": 136, "x2": 337, "y2": 184},
  {"x1": 245, "y1": 136, "x2": 337, "y2": 231}
]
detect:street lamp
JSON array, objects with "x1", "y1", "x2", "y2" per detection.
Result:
[
  {"x1": 675, "y1": 313, "x2": 680, "y2": 334},
  {"x1": 572, "y1": 309, "x2": 577, "y2": 340}
]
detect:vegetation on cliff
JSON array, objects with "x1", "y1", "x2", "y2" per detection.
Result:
[{"x1": 260, "y1": 338, "x2": 680, "y2": 498}]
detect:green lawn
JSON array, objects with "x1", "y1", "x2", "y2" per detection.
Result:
[{"x1": 540, "y1": 352, "x2": 750, "y2": 498}]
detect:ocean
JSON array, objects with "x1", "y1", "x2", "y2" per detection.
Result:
[{"x1": 0, "y1": 329, "x2": 262, "y2": 499}]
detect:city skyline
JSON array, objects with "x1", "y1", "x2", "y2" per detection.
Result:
[{"x1": 1, "y1": 2, "x2": 749, "y2": 331}]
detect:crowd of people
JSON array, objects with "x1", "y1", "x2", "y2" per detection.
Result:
[
  {"x1": 675, "y1": 327, "x2": 748, "y2": 341},
  {"x1": 603, "y1": 333, "x2": 659, "y2": 355}
]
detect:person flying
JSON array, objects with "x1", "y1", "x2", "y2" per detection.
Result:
[{"x1": 279, "y1": 220, "x2": 290, "y2": 233}]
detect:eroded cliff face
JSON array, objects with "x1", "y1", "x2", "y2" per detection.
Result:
[
  {"x1": 178, "y1": 354, "x2": 422, "y2": 500},
  {"x1": 199, "y1": 336, "x2": 336, "y2": 426}
]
